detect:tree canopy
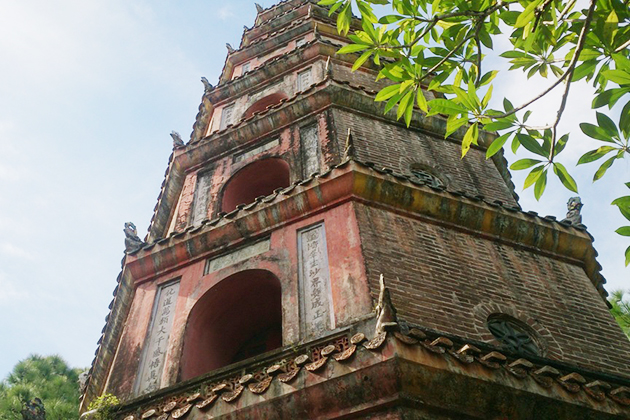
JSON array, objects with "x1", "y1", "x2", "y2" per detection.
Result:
[
  {"x1": 320, "y1": 0, "x2": 630, "y2": 265},
  {"x1": 610, "y1": 290, "x2": 630, "y2": 338},
  {"x1": 0, "y1": 355, "x2": 83, "y2": 420}
]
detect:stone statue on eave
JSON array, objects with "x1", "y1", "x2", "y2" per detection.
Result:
[
  {"x1": 562, "y1": 196, "x2": 583, "y2": 225},
  {"x1": 124, "y1": 222, "x2": 144, "y2": 253}
]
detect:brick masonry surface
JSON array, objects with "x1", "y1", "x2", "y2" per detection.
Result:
[
  {"x1": 331, "y1": 108, "x2": 518, "y2": 207},
  {"x1": 355, "y1": 202, "x2": 630, "y2": 377}
]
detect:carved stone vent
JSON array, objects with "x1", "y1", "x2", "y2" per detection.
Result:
[
  {"x1": 409, "y1": 165, "x2": 444, "y2": 188},
  {"x1": 487, "y1": 314, "x2": 540, "y2": 357}
]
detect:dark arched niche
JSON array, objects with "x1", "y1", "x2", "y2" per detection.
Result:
[
  {"x1": 221, "y1": 158, "x2": 290, "y2": 213},
  {"x1": 243, "y1": 92, "x2": 288, "y2": 119},
  {"x1": 179, "y1": 269, "x2": 282, "y2": 381}
]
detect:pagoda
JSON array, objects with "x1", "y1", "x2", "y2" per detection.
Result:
[{"x1": 80, "y1": 1, "x2": 630, "y2": 418}]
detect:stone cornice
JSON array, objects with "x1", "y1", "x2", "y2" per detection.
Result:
[{"x1": 130, "y1": 162, "x2": 603, "y2": 295}]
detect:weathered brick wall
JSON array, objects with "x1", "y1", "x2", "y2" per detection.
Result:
[
  {"x1": 332, "y1": 108, "x2": 518, "y2": 206},
  {"x1": 355, "y1": 203, "x2": 630, "y2": 377}
]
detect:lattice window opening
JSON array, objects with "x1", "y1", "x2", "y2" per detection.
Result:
[{"x1": 486, "y1": 314, "x2": 541, "y2": 357}]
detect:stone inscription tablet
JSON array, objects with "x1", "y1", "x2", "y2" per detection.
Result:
[
  {"x1": 298, "y1": 223, "x2": 334, "y2": 338},
  {"x1": 135, "y1": 279, "x2": 180, "y2": 396}
]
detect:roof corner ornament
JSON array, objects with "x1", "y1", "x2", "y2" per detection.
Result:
[
  {"x1": 307, "y1": 4, "x2": 312, "y2": 17},
  {"x1": 255, "y1": 3, "x2": 263, "y2": 13},
  {"x1": 201, "y1": 76, "x2": 213, "y2": 93},
  {"x1": 226, "y1": 43, "x2": 235, "y2": 53},
  {"x1": 170, "y1": 131, "x2": 185, "y2": 148},
  {"x1": 343, "y1": 128, "x2": 355, "y2": 160},
  {"x1": 324, "y1": 56, "x2": 332, "y2": 78},
  {"x1": 124, "y1": 222, "x2": 144, "y2": 253},
  {"x1": 314, "y1": 22, "x2": 321, "y2": 40},
  {"x1": 375, "y1": 274, "x2": 398, "y2": 334},
  {"x1": 562, "y1": 196, "x2": 583, "y2": 225}
]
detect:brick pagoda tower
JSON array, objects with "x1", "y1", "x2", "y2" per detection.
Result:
[{"x1": 80, "y1": 1, "x2": 630, "y2": 418}]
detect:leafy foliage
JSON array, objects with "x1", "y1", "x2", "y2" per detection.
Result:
[
  {"x1": 0, "y1": 355, "x2": 83, "y2": 420},
  {"x1": 321, "y1": 0, "x2": 630, "y2": 263},
  {"x1": 609, "y1": 290, "x2": 630, "y2": 338},
  {"x1": 86, "y1": 394, "x2": 120, "y2": 420}
]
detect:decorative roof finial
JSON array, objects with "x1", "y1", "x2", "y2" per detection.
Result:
[
  {"x1": 124, "y1": 222, "x2": 144, "y2": 253},
  {"x1": 562, "y1": 197, "x2": 583, "y2": 225},
  {"x1": 324, "y1": 56, "x2": 332, "y2": 78},
  {"x1": 343, "y1": 128, "x2": 355, "y2": 160},
  {"x1": 226, "y1": 43, "x2": 235, "y2": 53},
  {"x1": 255, "y1": 3, "x2": 263, "y2": 13},
  {"x1": 201, "y1": 76, "x2": 213, "y2": 93},
  {"x1": 375, "y1": 274, "x2": 398, "y2": 334},
  {"x1": 170, "y1": 131, "x2": 185, "y2": 148}
]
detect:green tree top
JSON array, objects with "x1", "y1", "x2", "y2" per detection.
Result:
[
  {"x1": 0, "y1": 355, "x2": 83, "y2": 420},
  {"x1": 321, "y1": 0, "x2": 630, "y2": 265}
]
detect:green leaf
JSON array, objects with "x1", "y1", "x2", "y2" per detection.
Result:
[
  {"x1": 625, "y1": 245, "x2": 630, "y2": 267},
  {"x1": 602, "y1": 69, "x2": 630, "y2": 85},
  {"x1": 593, "y1": 155, "x2": 616, "y2": 181},
  {"x1": 620, "y1": 101, "x2": 630, "y2": 138},
  {"x1": 375, "y1": 84, "x2": 402, "y2": 102},
  {"x1": 577, "y1": 146, "x2": 617, "y2": 165},
  {"x1": 486, "y1": 133, "x2": 510, "y2": 158},
  {"x1": 523, "y1": 165, "x2": 544, "y2": 189},
  {"x1": 572, "y1": 61, "x2": 597, "y2": 82},
  {"x1": 337, "y1": 44, "x2": 370, "y2": 54},
  {"x1": 461, "y1": 123, "x2": 478, "y2": 158},
  {"x1": 612, "y1": 196, "x2": 630, "y2": 208},
  {"x1": 580, "y1": 123, "x2": 615, "y2": 142},
  {"x1": 484, "y1": 120, "x2": 514, "y2": 132},
  {"x1": 378, "y1": 15, "x2": 405, "y2": 24},
  {"x1": 416, "y1": 89, "x2": 428, "y2": 112},
  {"x1": 553, "y1": 162, "x2": 578, "y2": 193},
  {"x1": 482, "y1": 85, "x2": 493, "y2": 108},
  {"x1": 516, "y1": 133, "x2": 547, "y2": 157},
  {"x1": 616, "y1": 227, "x2": 630, "y2": 236},
  {"x1": 427, "y1": 99, "x2": 468, "y2": 116},
  {"x1": 479, "y1": 70, "x2": 498, "y2": 86},
  {"x1": 554, "y1": 134, "x2": 569, "y2": 156},
  {"x1": 596, "y1": 112, "x2": 619, "y2": 138},
  {"x1": 397, "y1": 90, "x2": 414, "y2": 121},
  {"x1": 534, "y1": 168, "x2": 548, "y2": 200},
  {"x1": 515, "y1": 0, "x2": 542, "y2": 28},
  {"x1": 352, "y1": 50, "x2": 373, "y2": 71},
  {"x1": 503, "y1": 98, "x2": 514, "y2": 112},
  {"x1": 592, "y1": 88, "x2": 630, "y2": 109},
  {"x1": 384, "y1": 91, "x2": 404, "y2": 114},
  {"x1": 510, "y1": 158, "x2": 543, "y2": 170}
]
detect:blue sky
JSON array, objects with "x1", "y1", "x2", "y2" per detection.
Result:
[{"x1": 0, "y1": 0, "x2": 628, "y2": 379}]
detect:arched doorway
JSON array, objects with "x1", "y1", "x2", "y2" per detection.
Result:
[
  {"x1": 179, "y1": 269, "x2": 282, "y2": 381},
  {"x1": 221, "y1": 158, "x2": 290, "y2": 213}
]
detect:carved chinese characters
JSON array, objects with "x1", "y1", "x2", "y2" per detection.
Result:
[
  {"x1": 135, "y1": 280, "x2": 180, "y2": 396},
  {"x1": 298, "y1": 223, "x2": 334, "y2": 338}
]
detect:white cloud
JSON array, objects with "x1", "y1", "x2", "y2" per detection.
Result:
[
  {"x1": 0, "y1": 243, "x2": 33, "y2": 260},
  {"x1": 218, "y1": 5, "x2": 236, "y2": 20},
  {"x1": 0, "y1": 272, "x2": 29, "y2": 302}
]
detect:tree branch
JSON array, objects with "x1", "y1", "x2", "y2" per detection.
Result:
[{"x1": 489, "y1": 0, "x2": 596, "y2": 122}]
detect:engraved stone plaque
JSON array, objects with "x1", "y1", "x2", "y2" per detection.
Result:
[
  {"x1": 300, "y1": 124, "x2": 319, "y2": 177},
  {"x1": 298, "y1": 223, "x2": 334, "y2": 338},
  {"x1": 191, "y1": 172, "x2": 212, "y2": 226},
  {"x1": 135, "y1": 279, "x2": 180, "y2": 396}
]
